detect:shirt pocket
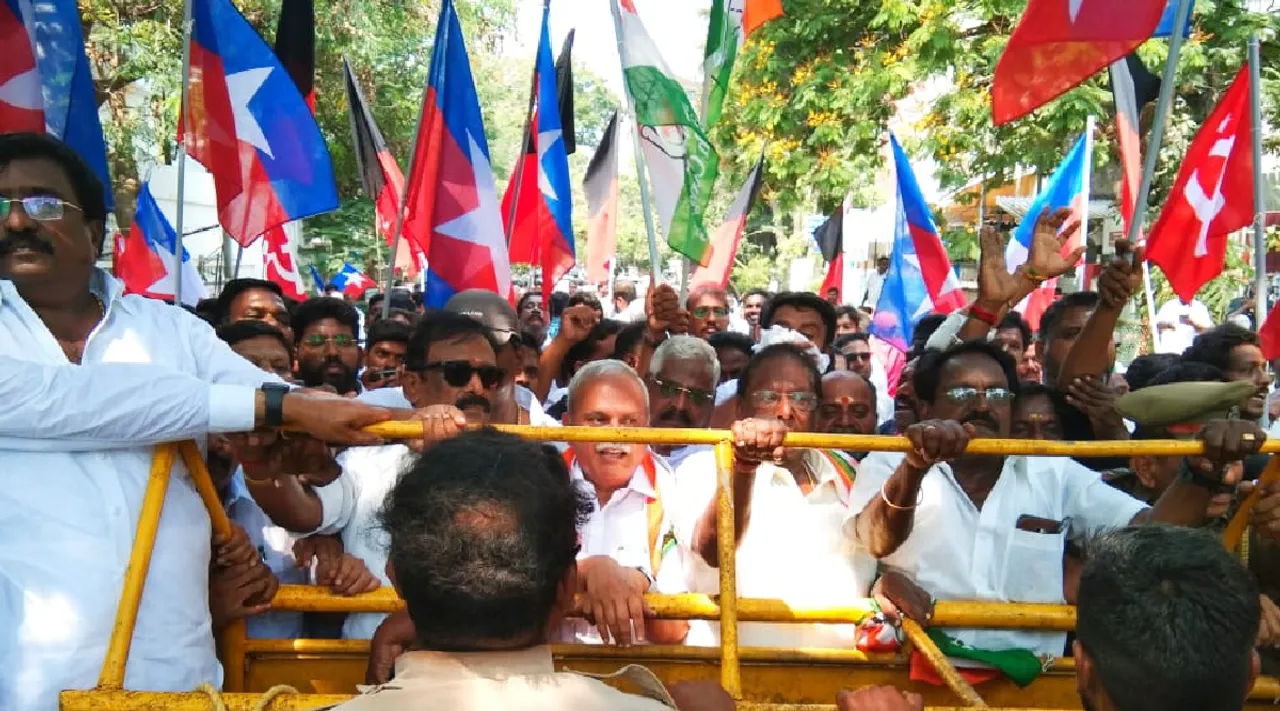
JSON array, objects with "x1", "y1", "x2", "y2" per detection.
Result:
[{"x1": 1003, "y1": 528, "x2": 1067, "y2": 604}]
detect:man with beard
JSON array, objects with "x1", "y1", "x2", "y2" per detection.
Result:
[
  {"x1": 246, "y1": 312, "x2": 506, "y2": 639},
  {"x1": 849, "y1": 340, "x2": 1266, "y2": 666},
  {"x1": 558, "y1": 360, "x2": 691, "y2": 646},
  {"x1": 646, "y1": 336, "x2": 719, "y2": 469},
  {"x1": 1182, "y1": 324, "x2": 1272, "y2": 425},
  {"x1": 293, "y1": 297, "x2": 363, "y2": 395},
  {"x1": 816, "y1": 372, "x2": 877, "y2": 461},
  {"x1": 517, "y1": 291, "x2": 547, "y2": 344},
  {"x1": 687, "y1": 284, "x2": 730, "y2": 340}
]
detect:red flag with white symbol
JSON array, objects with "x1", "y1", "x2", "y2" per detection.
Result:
[
  {"x1": 262, "y1": 222, "x2": 309, "y2": 301},
  {"x1": 1145, "y1": 65, "x2": 1254, "y2": 304}
]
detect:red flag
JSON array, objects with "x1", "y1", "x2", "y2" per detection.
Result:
[
  {"x1": 1145, "y1": 65, "x2": 1254, "y2": 304},
  {"x1": 263, "y1": 222, "x2": 309, "y2": 301},
  {"x1": 821, "y1": 252, "x2": 843, "y2": 300},
  {"x1": 273, "y1": 0, "x2": 314, "y2": 110},
  {"x1": 693, "y1": 155, "x2": 763, "y2": 289},
  {"x1": 113, "y1": 230, "x2": 166, "y2": 297},
  {"x1": 1260, "y1": 307, "x2": 1280, "y2": 361},
  {"x1": 584, "y1": 112, "x2": 621, "y2": 284},
  {"x1": 992, "y1": 0, "x2": 1165, "y2": 125},
  {"x1": 1109, "y1": 54, "x2": 1161, "y2": 236}
]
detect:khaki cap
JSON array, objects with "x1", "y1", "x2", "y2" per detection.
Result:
[{"x1": 1115, "y1": 380, "x2": 1258, "y2": 428}]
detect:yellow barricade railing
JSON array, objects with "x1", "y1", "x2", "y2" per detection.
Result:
[{"x1": 85, "y1": 425, "x2": 1277, "y2": 711}]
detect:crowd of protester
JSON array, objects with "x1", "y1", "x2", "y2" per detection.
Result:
[{"x1": 2, "y1": 131, "x2": 1276, "y2": 711}]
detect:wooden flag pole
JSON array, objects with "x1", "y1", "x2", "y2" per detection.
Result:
[
  {"x1": 610, "y1": 1, "x2": 663, "y2": 284},
  {"x1": 173, "y1": 0, "x2": 194, "y2": 305}
]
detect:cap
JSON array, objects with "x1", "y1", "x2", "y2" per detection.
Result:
[
  {"x1": 1115, "y1": 380, "x2": 1257, "y2": 431},
  {"x1": 444, "y1": 289, "x2": 518, "y2": 344}
]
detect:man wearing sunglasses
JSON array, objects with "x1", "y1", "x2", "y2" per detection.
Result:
[
  {"x1": 0, "y1": 133, "x2": 394, "y2": 711},
  {"x1": 247, "y1": 312, "x2": 507, "y2": 640},
  {"x1": 848, "y1": 340, "x2": 1267, "y2": 665},
  {"x1": 686, "y1": 284, "x2": 730, "y2": 340},
  {"x1": 646, "y1": 335, "x2": 719, "y2": 469}
]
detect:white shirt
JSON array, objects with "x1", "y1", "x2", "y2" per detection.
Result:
[
  {"x1": 847, "y1": 452, "x2": 1147, "y2": 658},
  {"x1": 673, "y1": 449, "x2": 875, "y2": 648},
  {"x1": 1154, "y1": 298, "x2": 1213, "y2": 354},
  {"x1": 558, "y1": 452, "x2": 688, "y2": 645},
  {"x1": 224, "y1": 469, "x2": 307, "y2": 639},
  {"x1": 0, "y1": 270, "x2": 275, "y2": 711},
  {"x1": 658, "y1": 444, "x2": 711, "y2": 472},
  {"x1": 863, "y1": 271, "x2": 886, "y2": 307},
  {"x1": 312, "y1": 444, "x2": 414, "y2": 640}
]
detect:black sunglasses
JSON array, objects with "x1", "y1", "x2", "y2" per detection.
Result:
[{"x1": 421, "y1": 360, "x2": 505, "y2": 389}]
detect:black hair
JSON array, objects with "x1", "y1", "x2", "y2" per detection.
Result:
[
  {"x1": 1014, "y1": 381, "x2": 1091, "y2": 440},
  {"x1": 1123, "y1": 353, "x2": 1182, "y2": 392},
  {"x1": 566, "y1": 291, "x2": 602, "y2": 313},
  {"x1": 1077, "y1": 526, "x2": 1259, "y2": 711},
  {"x1": 517, "y1": 328, "x2": 543, "y2": 355},
  {"x1": 194, "y1": 298, "x2": 219, "y2": 327},
  {"x1": 835, "y1": 305, "x2": 861, "y2": 323},
  {"x1": 686, "y1": 284, "x2": 728, "y2": 309},
  {"x1": 548, "y1": 292, "x2": 570, "y2": 318},
  {"x1": 761, "y1": 291, "x2": 838, "y2": 349},
  {"x1": 405, "y1": 311, "x2": 500, "y2": 372},
  {"x1": 214, "y1": 278, "x2": 284, "y2": 325},
  {"x1": 0, "y1": 132, "x2": 108, "y2": 231},
  {"x1": 1183, "y1": 324, "x2": 1259, "y2": 372},
  {"x1": 743, "y1": 288, "x2": 772, "y2": 303},
  {"x1": 834, "y1": 332, "x2": 871, "y2": 351},
  {"x1": 1039, "y1": 291, "x2": 1100, "y2": 343},
  {"x1": 611, "y1": 321, "x2": 647, "y2": 362},
  {"x1": 738, "y1": 343, "x2": 824, "y2": 402},
  {"x1": 380, "y1": 430, "x2": 594, "y2": 650},
  {"x1": 908, "y1": 313, "x2": 949, "y2": 358},
  {"x1": 707, "y1": 331, "x2": 754, "y2": 359},
  {"x1": 996, "y1": 312, "x2": 1033, "y2": 350},
  {"x1": 516, "y1": 291, "x2": 540, "y2": 313},
  {"x1": 560, "y1": 319, "x2": 624, "y2": 383},
  {"x1": 215, "y1": 320, "x2": 290, "y2": 351},
  {"x1": 1147, "y1": 361, "x2": 1227, "y2": 388},
  {"x1": 914, "y1": 340, "x2": 1021, "y2": 405},
  {"x1": 291, "y1": 297, "x2": 360, "y2": 345},
  {"x1": 366, "y1": 319, "x2": 412, "y2": 349}
]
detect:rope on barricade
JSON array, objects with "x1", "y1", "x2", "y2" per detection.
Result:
[{"x1": 195, "y1": 681, "x2": 300, "y2": 711}]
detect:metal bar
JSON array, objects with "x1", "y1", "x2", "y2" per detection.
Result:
[
  {"x1": 96, "y1": 444, "x2": 176, "y2": 690},
  {"x1": 1226, "y1": 456, "x2": 1280, "y2": 550},
  {"x1": 902, "y1": 618, "x2": 987, "y2": 707},
  {"x1": 715, "y1": 439, "x2": 741, "y2": 698},
  {"x1": 352, "y1": 422, "x2": 1280, "y2": 458},
  {"x1": 173, "y1": 0, "x2": 195, "y2": 306},
  {"x1": 1250, "y1": 36, "x2": 1268, "y2": 337},
  {"x1": 1078, "y1": 115, "x2": 1095, "y2": 292},
  {"x1": 1123, "y1": 0, "x2": 1193, "y2": 248}
]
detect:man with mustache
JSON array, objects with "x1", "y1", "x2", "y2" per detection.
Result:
[
  {"x1": 559, "y1": 360, "x2": 690, "y2": 646},
  {"x1": 848, "y1": 339, "x2": 1266, "y2": 666},
  {"x1": 646, "y1": 335, "x2": 719, "y2": 469},
  {"x1": 293, "y1": 296, "x2": 363, "y2": 395},
  {"x1": 246, "y1": 312, "x2": 506, "y2": 639},
  {"x1": 0, "y1": 133, "x2": 392, "y2": 711},
  {"x1": 1182, "y1": 324, "x2": 1272, "y2": 425},
  {"x1": 817, "y1": 371, "x2": 877, "y2": 460}
]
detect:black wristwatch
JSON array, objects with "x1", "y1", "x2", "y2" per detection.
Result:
[
  {"x1": 1179, "y1": 460, "x2": 1234, "y2": 495},
  {"x1": 261, "y1": 383, "x2": 291, "y2": 427}
]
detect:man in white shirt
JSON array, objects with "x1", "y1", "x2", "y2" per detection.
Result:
[
  {"x1": 848, "y1": 340, "x2": 1264, "y2": 660},
  {"x1": 677, "y1": 344, "x2": 874, "y2": 648},
  {"x1": 559, "y1": 359, "x2": 690, "y2": 646},
  {"x1": 646, "y1": 336, "x2": 718, "y2": 470},
  {"x1": 0, "y1": 132, "x2": 392, "y2": 711},
  {"x1": 1154, "y1": 296, "x2": 1214, "y2": 355},
  {"x1": 247, "y1": 311, "x2": 507, "y2": 640}
]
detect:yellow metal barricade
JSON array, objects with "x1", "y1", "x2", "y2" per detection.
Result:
[{"x1": 68, "y1": 426, "x2": 1280, "y2": 711}]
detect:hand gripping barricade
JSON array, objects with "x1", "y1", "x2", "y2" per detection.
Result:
[{"x1": 61, "y1": 425, "x2": 1280, "y2": 711}]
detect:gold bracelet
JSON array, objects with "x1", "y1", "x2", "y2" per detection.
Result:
[
  {"x1": 880, "y1": 482, "x2": 922, "y2": 511},
  {"x1": 241, "y1": 466, "x2": 278, "y2": 487},
  {"x1": 1025, "y1": 267, "x2": 1049, "y2": 284}
]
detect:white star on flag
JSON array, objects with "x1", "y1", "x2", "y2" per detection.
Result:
[
  {"x1": 434, "y1": 131, "x2": 510, "y2": 293},
  {"x1": 0, "y1": 68, "x2": 41, "y2": 111},
  {"x1": 537, "y1": 128, "x2": 563, "y2": 200},
  {"x1": 226, "y1": 67, "x2": 275, "y2": 159},
  {"x1": 1067, "y1": 0, "x2": 1083, "y2": 22}
]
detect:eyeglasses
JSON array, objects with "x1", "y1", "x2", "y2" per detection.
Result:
[
  {"x1": 751, "y1": 389, "x2": 819, "y2": 413},
  {"x1": 944, "y1": 386, "x2": 1015, "y2": 405},
  {"x1": 422, "y1": 360, "x2": 506, "y2": 389},
  {"x1": 0, "y1": 195, "x2": 83, "y2": 222},
  {"x1": 692, "y1": 306, "x2": 729, "y2": 319},
  {"x1": 301, "y1": 333, "x2": 357, "y2": 349},
  {"x1": 650, "y1": 376, "x2": 714, "y2": 406}
]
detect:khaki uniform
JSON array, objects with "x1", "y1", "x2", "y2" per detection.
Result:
[{"x1": 327, "y1": 646, "x2": 674, "y2": 711}]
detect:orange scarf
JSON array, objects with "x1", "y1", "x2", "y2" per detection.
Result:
[{"x1": 563, "y1": 448, "x2": 666, "y2": 576}]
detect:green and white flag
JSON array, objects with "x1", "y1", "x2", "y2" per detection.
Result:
[
  {"x1": 701, "y1": 0, "x2": 784, "y2": 129},
  {"x1": 612, "y1": 0, "x2": 718, "y2": 266}
]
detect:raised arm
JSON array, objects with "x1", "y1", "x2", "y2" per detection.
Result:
[
  {"x1": 534, "y1": 304, "x2": 598, "y2": 401},
  {"x1": 1056, "y1": 240, "x2": 1143, "y2": 387},
  {"x1": 634, "y1": 284, "x2": 689, "y2": 380}
]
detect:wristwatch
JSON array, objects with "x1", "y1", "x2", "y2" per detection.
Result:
[
  {"x1": 261, "y1": 383, "x2": 291, "y2": 427},
  {"x1": 1178, "y1": 460, "x2": 1234, "y2": 495}
]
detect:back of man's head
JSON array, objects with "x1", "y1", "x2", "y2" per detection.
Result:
[
  {"x1": 1076, "y1": 526, "x2": 1260, "y2": 711},
  {"x1": 381, "y1": 430, "x2": 593, "y2": 650}
]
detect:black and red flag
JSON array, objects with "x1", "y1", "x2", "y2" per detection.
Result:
[
  {"x1": 343, "y1": 58, "x2": 426, "y2": 273},
  {"x1": 273, "y1": 0, "x2": 315, "y2": 110}
]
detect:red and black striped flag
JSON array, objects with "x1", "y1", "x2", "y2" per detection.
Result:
[{"x1": 273, "y1": 0, "x2": 315, "y2": 110}]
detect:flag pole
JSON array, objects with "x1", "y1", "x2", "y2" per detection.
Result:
[
  {"x1": 384, "y1": 76, "x2": 432, "y2": 319},
  {"x1": 610, "y1": 2, "x2": 663, "y2": 283},
  {"x1": 174, "y1": 0, "x2": 194, "y2": 306},
  {"x1": 1128, "y1": 0, "x2": 1192, "y2": 353},
  {"x1": 1079, "y1": 115, "x2": 1095, "y2": 292},
  {"x1": 1249, "y1": 35, "x2": 1267, "y2": 334}
]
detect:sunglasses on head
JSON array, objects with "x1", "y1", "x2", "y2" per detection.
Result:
[{"x1": 422, "y1": 360, "x2": 506, "y2": 389}]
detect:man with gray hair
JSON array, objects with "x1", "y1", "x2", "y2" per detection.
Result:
[
  {"x1": 647, "y1": 335, "x2": 719, "y2": 469},
  {"x1": 558, "y1": 360, "x2": 691, "y2": 646}
]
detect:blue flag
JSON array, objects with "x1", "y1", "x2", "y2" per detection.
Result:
[
  {"x1": 308, "y1": 264, "x2": 326, "y2": 293},
  {"x1": 1152, "y1": 0, "x2": 1194, "y2": 39}
]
